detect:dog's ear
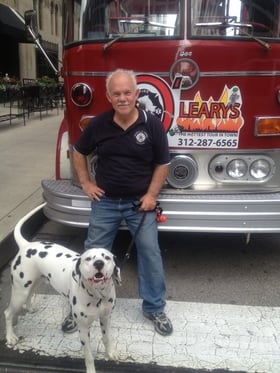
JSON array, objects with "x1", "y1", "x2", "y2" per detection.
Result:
[{"x1": 113, "y1": 257, "x2": 121, "y2": 286}]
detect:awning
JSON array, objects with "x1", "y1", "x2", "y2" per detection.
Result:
[{"x1": 0, "y1": 3, "x2": 27, "y2": 41}]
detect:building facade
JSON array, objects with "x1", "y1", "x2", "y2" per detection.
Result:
[{"x1": 0, "y1": 0, "x2": 62, "y2": 81}]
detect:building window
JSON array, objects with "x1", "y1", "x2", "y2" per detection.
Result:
[
  {"x1": 55, "y1": 4, "x2": 59, "y2": 36},
  {"x1": 51, "y1": 1, "x2": 54, "y2": 34},
  {"x1": 38, "y1": 0, "x2": 43, "y2": 30}
]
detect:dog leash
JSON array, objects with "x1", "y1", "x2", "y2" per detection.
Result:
[{"x1": 117, "y1": 201, "x2": 166, "y2": 268}]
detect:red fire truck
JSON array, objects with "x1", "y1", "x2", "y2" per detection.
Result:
[{"x1": 33, "y1": 0, "x2": 280, "y2": 234}]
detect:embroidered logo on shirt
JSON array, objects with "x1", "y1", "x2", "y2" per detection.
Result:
[{"x1": 134, "y1": 130, "x2": 148, "y2": 145}]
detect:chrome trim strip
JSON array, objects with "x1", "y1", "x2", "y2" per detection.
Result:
[
  {"x1": 65, "y1": 71, "x2": 170, "y2": 77},
  {"x1": 65, "y1": 70, "x2": 280, "y2": 78},
  {"x1": 201, "y1": 71, "x2": 280, "y2": 77}
]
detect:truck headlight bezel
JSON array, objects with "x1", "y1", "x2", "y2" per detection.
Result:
[{"x1": 209, "y1": 154, "x2": 275, "y2": 183}]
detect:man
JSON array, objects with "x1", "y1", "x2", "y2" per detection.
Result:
[{"x1": 63, "y1": 69, "x2": 172, "y2": 336}]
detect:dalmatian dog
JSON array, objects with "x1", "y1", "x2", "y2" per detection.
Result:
[{"x1": 4, "y1": 203, "x2": 121, "y2": 373}]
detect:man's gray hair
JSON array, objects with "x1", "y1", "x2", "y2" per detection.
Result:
[{"x1": 106, "y1": 69, "x2": 138, "y2": 93}]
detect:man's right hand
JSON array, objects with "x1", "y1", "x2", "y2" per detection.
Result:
[{"x1": 82, "y1": 181, "x2": 105, "y2": 201}]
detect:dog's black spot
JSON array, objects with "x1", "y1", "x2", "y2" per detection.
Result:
[
  {"x1": 56, "y1": 253, "x2": 63, "y2": 257},
  {"x1": 81, "y1": 281, "x2": 85, "y2": 289},
  {"x1": 100, "y1": 321, "x2": 104, "y2": 327},
  {"x1": 19, "y1": 272, "x2": 24, "y2": 279},
  {"x1": 108, "y1": 298, "x2": 113, "y2": 303},
  {"x1": 80, "y1": 312, "x2": 87, "y2": 318},
  {"x1": 26, "y1": 249, "x2": 37, "y2": 258},
  {"x1": 72, "y1": 270, "x2": 79, "y2": 283},
  {"x1": 96, "y1": 299, "x2": 102, "y2": 308},
  {"x1": 102, "y1": 253, "x2": 111, "y2": 261},
  {"x1": 72, "y1": 296, "x2": 77, "y2": 305},
  {"x1": 81, "y1": 340, "x2": 85, "y2": 346},
  {"x1": 87, "y1": 289, "x2": 94, "y2": 297},
  {"x1": 13, "y1": 255, "x2": 21, "y2": 270},
  {"x1": 63, "y1": 268, "x2": 66, "y2": 272},
  {"x1": 43, "y1": 244, "x2": 53, "y2": 249},
  {"x1": 72, "y1": 257, "x2": 79, "y2": 262},
  {"x1": 75, "y1": 258, "x2": 81, "y2": 278},
  {"x1": 73, "y1": 312, "x2": 77, "y2": 318},
  {"x1": 48, "y1": 273, "x2": 52, "y2": 278},
  {"x1": 87, "y1": 303, "x2": 91, "y2": 307},
  {"x1": 24, "y1": 280, "x2": 33, "y2": 288},
  {"x1": 103, "y1": 330, "x2": 106, "y2": 335},
  {"x1": 39, "y1": 251, "x2": 48, "y2": 258},
  {"x1": 65, "y1": 254, "x2": 72, "y2": 258}
]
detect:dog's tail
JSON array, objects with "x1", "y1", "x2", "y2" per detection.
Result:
[{"x1": 14, "y1": 203, "x2": 46, "y2": 247}]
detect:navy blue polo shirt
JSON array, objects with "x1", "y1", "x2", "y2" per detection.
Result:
[{"x1": 74, "y1": 109, "x2": 170, "y2": 197}]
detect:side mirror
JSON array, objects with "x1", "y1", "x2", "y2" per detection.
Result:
[
  {"x1": 24, "y1": 9, "x2": 58, "y2": 75},
  {"x1": 24, "y1": 10, "x2": 39, "y2": 41}
]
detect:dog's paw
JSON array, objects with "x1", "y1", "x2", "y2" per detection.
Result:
[
  {"x1": 27, "y1": 306, "x2": 38, "y2": 313},
  {"x1": 106, "y1": 347, "x2": 118, "y2": 361},
  {"x1": 6, "y1": 333, "x2": 19, "y2": 347},
  {"x1": 22, "y1": 303, "x2": 37, "y2": 313}
]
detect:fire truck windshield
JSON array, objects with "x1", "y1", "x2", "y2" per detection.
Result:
[
  {"x1": 64, "y1": 0, "x2": 280, "y2": 44},
  {"x1": 190, "y1": 0, "x2": 280, "y2": 40},
  {"x1": 64, "y1": 0, "x2": 181, "y2": 43}
]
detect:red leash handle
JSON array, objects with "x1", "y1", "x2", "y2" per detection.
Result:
[{"x1": 156, "y1": 204, "x2": 167, "y2": 223}]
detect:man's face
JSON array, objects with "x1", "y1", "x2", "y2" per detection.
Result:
[{"x1": 106, "y1": 73, "x2": 139, "y2": 116}]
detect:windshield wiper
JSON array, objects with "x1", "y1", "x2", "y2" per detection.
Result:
[
  {"x1": 241, "y1": 27, "x2": 271, "y2": 51},
  {"x1": 103, "y1": 34, "x2": 124, "y2": 52},
  {"x1": 103, "y1": 19, "x2": 143, "y2": 51}
]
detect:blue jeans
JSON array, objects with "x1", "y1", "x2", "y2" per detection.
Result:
[{"x1": 85, "y1": 196, "x2": 166, "y2": 314}]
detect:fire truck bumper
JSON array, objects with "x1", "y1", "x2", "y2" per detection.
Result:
[{"x1": 42, "y1": 179, "x2": 280, "y2": 233}]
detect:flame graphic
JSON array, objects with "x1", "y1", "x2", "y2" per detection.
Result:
[{"x1": 176, "y1": 86, "x2": 244, "y2": 132}]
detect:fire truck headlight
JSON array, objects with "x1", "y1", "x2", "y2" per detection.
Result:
[
  {"x1": 249, "y1": 159, "x2": 271, "y2": 180},
  {"x1": 226, "y1": 159, "x2": 247, "y2": 179},
  {"x1": 209, "y1": 154, "x2": 275, "y2": 183},
  {"x1": 167, "y1": 155, "x2": 198, "y2": 188},
  {"x1": 71, "y1": 83, "x2": 93, "y2": 107}
]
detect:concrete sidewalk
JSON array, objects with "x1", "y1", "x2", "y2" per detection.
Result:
[{"x1": 0, "y1": 105, "x2": 63, "y2": 242}]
